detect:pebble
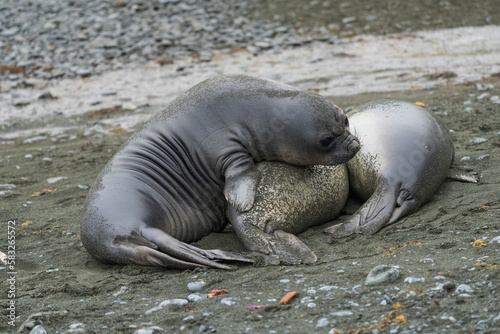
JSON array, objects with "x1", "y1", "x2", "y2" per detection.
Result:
[
  {"x1": 470, "y1": 137, "x2": 487, "y2": 144},
  {"x1": 331, "y1": 310, "x2": 353, "y2": 316},
  {"x1": 159, "y1": 299, "x2": 188, "y2": 307},
  {"x1": 47, "y1": 176, "x2": 68, "y2": 184},
  {"x1": 365, "y1": 265, "x2": 400, "y2": 286},
  {"x1": 187, "y1": 280, "x2": 206, "y2": 292},
  {"x1": 132, "y1": 326, "x2": 164, "y2": 334},
  {"x1": 477, "y1": 154, "x2": 490, "y2": 160},
  {"x1": 13, "y1": 99, "x2": 31, "y2": 107},
  {"x1": 78, "y1": 184, "x2": 89, "y2": 189},
  {"x1": 220, "y1": 297, "x2": 238, "y2": 306},
  {"x1": 316, "y1": 318, "x2": 329, "y2": 327},
  {"x1": 491, "y1": 236, "x2": 500, "y2": 243},
  {"x1": 29, "y1": 325, "x2": 47, "y2": 334},
  {"x1": 455, "y1": 284, "x2": 474, "y2": 294},
  {"x1": 0, "y1": 0, "x2": 311, "y2": 80},
  {"x1": 442, "y1": 282, "x2": 456, "y2": 291},
  {"x1": 188, "y1": 293, "x2": 207, "y2": 302},
  {"x1": 419, "y1": 258, "x2": 435, "y2": 264},
  {"x1": 0, "y1": 184, "x2": 16, "y2": 190},
  {"x1": 404, "y1": 277, "x2": 425, "y2": 284}
]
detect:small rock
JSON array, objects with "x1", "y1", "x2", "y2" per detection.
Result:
[
  {"x1": 490, "y1": 236, "x2": 500, "y2": 243},
  {"x1": 144, "y1": 306, "x2": 162, "y2": 315},
  {"x1": 187, "y1": 281, "x2": 206, "y2": 292},
  {"x1": 78, "y1": 184, "x2": 89, "y2": 190},
  {"x1": 330, "y1": 310, "x2": 353, "y2": 316},
  {"x1": 132, "y1": 326, "x2": 164, "y2": 334},
  {"x1": 404, "y1": 277, "x2": 425, "y2": 284},
  {"x1": 13, "y1": 99, "x2": 31, "y2": 107},
  {"x1": 159, "y1": 299, "x2": 188, "y2": 307},
  {"x1": 76, "y1": 68, "x2": 92, "y2": 77},
  {"x1": 316, "y1": 318, "x2": 329, "y2": 327},
  {"x1": 420, "y1": 258, "x2": 435, "y2": 264},
  {"x1": 279, "y1": 279, "x2": 290, "y2": 283},
  {"x1": 365, "y1": 265, "x2": 400, "y2": 286},
  {"x1": 188, "y1": 293, "x2": 207, "y2": 302},
  {"x1": 220, "y1": 297, "x2": 238, "y2": 306},
  {"x1": 29, "y1": 325, "x2": 47, "y2": 334},
  {"x1": 47, "y1": 177, "x2": 67, "y2": 184},
  {"x1": 342, "y1": 17, "x2": 356, "y2": 24},
  {"x1": 112, "y1": 286, "x2": 128, "y2": 297},
  {"x1": 470, "y1": 137, "x2": 487, "y2": 144},
  {"x1": 477, "y1": 154, "x2": 490, "y2": 160},
  {"x1": 455, "y1": 284, "x2": 473, "y2": 294},
  {"x1": 2, "y1": 27, "x2": 20, "y2": 36},
  {"x1": 442, "y1": 282, "x2": 456, "y2": 291},
  {"x1": 38, "y1": 91, "x2": 58, "y2": 100},
  {"x1": 255, "y1": 41, "x2": 272, "y2": 49},
  {"x1": 23, "y1": 136, "x2": 47, "y2": 144},
  {"x1": 0, "y1": 184, "x2": 16, "y2": 190}
]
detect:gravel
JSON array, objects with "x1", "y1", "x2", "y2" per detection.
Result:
[{"x1": 0, "y1": 0, "x2": 311, "y2": 80}]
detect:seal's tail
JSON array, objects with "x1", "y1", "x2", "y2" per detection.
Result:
[
  {"x1": 325, "y1": 180, "x2": 419, "y2": 238},
  {"x1": 113, "y1": 227, "x2": 253, "y2": 269}
]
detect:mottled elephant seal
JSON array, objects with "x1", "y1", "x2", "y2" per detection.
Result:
[
  {"x1": 81, "y1": 74, "x2": 360, "y2": 269},
  {"x1": 325, "y1": 100, "x2": 454, "y2": 237},
  {"x1": 229, "y1": 162, "x2": 349, "y2": 265}
]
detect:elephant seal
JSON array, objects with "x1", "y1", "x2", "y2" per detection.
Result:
[
  {"x1": 229, "y1": 162, "x2": 349, "y2": 265},
  {"x1": 81, "y1": 74, "x2": 360, "y2": 269},
  {"x1": 325, "y1": 100, "x2": 454, "y2": 237}
]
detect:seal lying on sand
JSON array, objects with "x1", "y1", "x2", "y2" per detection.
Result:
[
  {"x1": 326, "y1": 100, "x2": 455, "y2": 237},
  {"x1": 81, "y1": 74, "x2": 360, "y2": 269},
  {"x1": 229, "y1": 162, "x2": 349, "y2": 265}
]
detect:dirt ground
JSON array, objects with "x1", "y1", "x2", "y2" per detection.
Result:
[{"x1": 1, "y1": 74, "x2": 499, "y2": 333}]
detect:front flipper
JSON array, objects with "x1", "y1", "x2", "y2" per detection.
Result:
[
  {"x1": 325, "y1": 181, "x2": 399, "y2": 237},
  {"x1": 113, "y1": 228, "x2": 252, "y2": 270},
  {"x1": 224, "y1": 162, "x2": 261, "y2": 213},
  {"x1": 229, "y1": 206, "x2": 316, "y2": 265}
]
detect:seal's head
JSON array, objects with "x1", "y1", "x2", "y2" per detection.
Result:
[{"x1": 259, "y1": 91, "x2": 360, "y2": 167}]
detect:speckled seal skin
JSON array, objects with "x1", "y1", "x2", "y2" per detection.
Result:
[
  {"x1": 229, "y1": 161, "x2": 349, "y2": 265},
  {"x1": 325, "y1": 100, "x2": 454, "y2": 237},
  {"x1": 81, "y1": 74, "x2": 360, "y2": 269}
]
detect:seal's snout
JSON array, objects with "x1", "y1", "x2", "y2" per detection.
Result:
[
  {"x1": 343, "y1": 131, "x2": 361, "y2": 155},
  {"x1": 348, "y1": 136, "x2": 361, "y2": 154}
]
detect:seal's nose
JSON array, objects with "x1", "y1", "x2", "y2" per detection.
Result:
[
  {"x1": 349, "y1": 137, "x2": 361, "y2": 154},
  {"x1": 343, "y1": 131, "x2": 361, "y2": 154}
]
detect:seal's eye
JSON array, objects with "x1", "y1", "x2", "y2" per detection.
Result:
[
  {"x1": 320, "y1": 136, "x2": 334, "y2": 148},
  {"x1": 344, "y1": 117, "x2": 349, "y2": 127}
]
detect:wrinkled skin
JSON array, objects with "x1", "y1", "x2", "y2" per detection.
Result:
[{"x1": 81, "y1": 74, "x2": 360, "y2": 269}]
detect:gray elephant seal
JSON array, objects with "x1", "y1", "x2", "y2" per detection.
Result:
[
  {"x1": 229, "y1": 162, "x2": 349, "y2": 265},
  {"x1": 81, "y1": 74, "x2": 360, "y2": 269},
  {"x1": 325, "y1": 100, "x2": 454, "y2": 237}
]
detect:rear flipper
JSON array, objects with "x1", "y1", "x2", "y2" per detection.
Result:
[
  {"x1": 113, "y1": 228, "x2": 253, "y2": 270},
  {"x1": 229, "y1": 206, "x2": 317, "y2": 265},
  {"x1": 325, "y1": 181, "x2": 420, "y2": 237}
]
